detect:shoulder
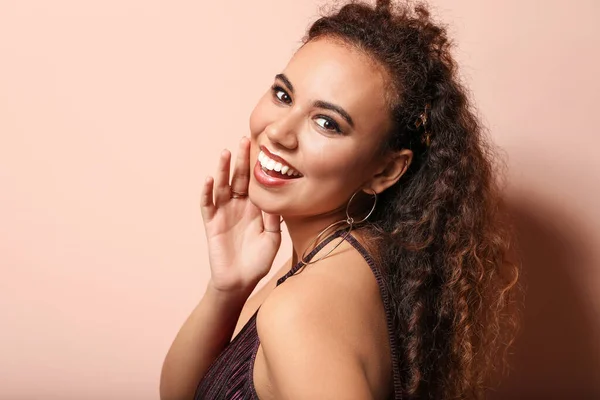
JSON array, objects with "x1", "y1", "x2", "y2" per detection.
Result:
[{"x1": 254, "y1": 236, "x2": 389, "y2": 399}]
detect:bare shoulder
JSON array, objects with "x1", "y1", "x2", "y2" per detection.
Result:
[
  {"x1": 231, "y1": 257, "x2": 293, "y2": 339},
  {"x1": 253, "y1": 235, "x2": 392, "y2": 400}
]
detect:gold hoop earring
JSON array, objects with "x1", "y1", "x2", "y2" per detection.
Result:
[{"x1": 299, "y1": 188, "x2": 377, "y2": 266}]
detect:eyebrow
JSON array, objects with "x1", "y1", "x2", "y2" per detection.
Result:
[{"x1": 274, "y1": 73, "x2": 355, "y2": 128}]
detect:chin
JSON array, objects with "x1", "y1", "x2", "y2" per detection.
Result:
[
  {"x1": 248, "y1": 192, "x2": 280, "y2": 215},
  {"x1": 248, "y1": 183, "x2": 299, "y2": 217},
  {"x1": 248, "y1": 183, "x2": 276, "y2": 212}
]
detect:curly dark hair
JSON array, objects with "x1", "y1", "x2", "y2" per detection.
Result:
[{"x1": 303, "y1": 1, "x2": 521, "y2": 398}]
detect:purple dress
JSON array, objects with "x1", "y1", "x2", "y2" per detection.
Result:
[{"x1": 195, "y1": 228, "x2": 402, "y2": 399}]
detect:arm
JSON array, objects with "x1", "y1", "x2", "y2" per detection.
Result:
[
  {"x1": 159, "y1": 283, "x2": 253, "y2": 400},
  {"x1": 160, "y1": 138, "x2": 282, "y2": 400}
]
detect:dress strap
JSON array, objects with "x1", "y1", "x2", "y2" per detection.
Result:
[
  {"x1": 273, "y1": 228, "x2": 403, "y2": 398},
  {"x1": 342, "y1": 232, "x2": 404, "y2": 399},
  {"x1": 276, "y1": 228, "x2": 347, "y2": 286}
]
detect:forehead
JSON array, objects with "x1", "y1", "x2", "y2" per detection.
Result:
[{"x1": 283, "y1": 37, "x2": 392, "y2": 132}]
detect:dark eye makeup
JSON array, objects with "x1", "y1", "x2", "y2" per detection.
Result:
[
  {"x1": 270, "y1": 84, "x2": 343, "y2": 134},
  {"x1": 270, "y1": 84, "x2": 291, "y2": 104},
  {"x1": 314, "y1": 115, "x2": 341, "y2": 133}
]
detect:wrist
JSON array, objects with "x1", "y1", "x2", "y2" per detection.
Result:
[{"x1": 205, "y1": 280, "x2": 256, "y2": 309}]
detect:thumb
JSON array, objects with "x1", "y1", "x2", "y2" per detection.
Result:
[{"x1": 263, "y1": 212, "x2": 282, "y2": 234}]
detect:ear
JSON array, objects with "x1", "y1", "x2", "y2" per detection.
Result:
[{"x1": 367, "y1": 149, "x2": 413, "y2": 194}]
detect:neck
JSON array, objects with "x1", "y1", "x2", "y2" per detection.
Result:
[{"x1": 283, "y1": 207, "x2": 348, "y2": 265}]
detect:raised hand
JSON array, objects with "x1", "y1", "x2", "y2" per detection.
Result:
[{"x1": 200, "y1": 137, "x2": 282, "y2": 295}]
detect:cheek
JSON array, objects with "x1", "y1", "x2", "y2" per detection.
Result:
[
  {"x1": 305, "y1": 142, "x2": 366, "y2": 180},
  {"x1": 248, "y1": 95, "x2": 271, "y2": 138}
]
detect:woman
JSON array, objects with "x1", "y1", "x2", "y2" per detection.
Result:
[{"x1": 160, "y1": 1, "x2": 519, "y2": 399}]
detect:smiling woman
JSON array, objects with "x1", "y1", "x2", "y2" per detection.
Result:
[{"x1": 160, "y1": 1, "x2": 520, "y2": 399}]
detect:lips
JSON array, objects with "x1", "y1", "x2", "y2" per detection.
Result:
[
  {"x1": 259, "y1": 146, "x2": 302, "y2": 176},
  {"x1": 253, "y1": 159, "x2": 300, "y2": 187},
  {"x1": 258, "y1": 151, "x2": 300, "y2": 177},
  {"x1": 252, "y1": 144, "x2": 303, "y2": 188}
]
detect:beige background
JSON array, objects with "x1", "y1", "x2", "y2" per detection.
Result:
[{"x1": 1, "y1": 0, "x2": 598, "y2": 399}]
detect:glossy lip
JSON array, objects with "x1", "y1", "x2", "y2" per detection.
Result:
[
  {"x1": 253, "y1": 159, "x2": 301, "y2": 187},
  {"x1": 259, "y1": 145, "x2": 302, "y2": 175}
]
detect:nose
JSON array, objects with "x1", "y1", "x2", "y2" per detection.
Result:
[{"x1": 264, "y1": 111, "x2": 299, "y2": 150}]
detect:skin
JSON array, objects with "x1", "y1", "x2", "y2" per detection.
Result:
[
  {"x1": 245, "y1": 37, "x2": 414, "y2": 399},
  {"x1": 248, "y1": 37, "x2": 412, "y2": 261},
  {"x1": 160, "y1": 37, "x2": 413, "y2": 400}
]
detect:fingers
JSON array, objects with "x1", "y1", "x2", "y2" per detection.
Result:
[
  {"x1": 263, "y1": 212, "x2": 282, "y2": 234},
  {"x1": 214, "y1": 149, "x2": 232, "y2": 206},
  {"x1": 202, "y1": 139, "x2": 250, "y2": 217},
  {"x1": 200, "y1": 176, "x2": 215, "y2": 222},
  {"x1": 230, "y1": 136, "x2": 251, "y2": 195}
]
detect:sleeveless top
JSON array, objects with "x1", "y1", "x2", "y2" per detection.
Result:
[{"x1": 195, "y1": 228, "x2": 403, "y2": 400}]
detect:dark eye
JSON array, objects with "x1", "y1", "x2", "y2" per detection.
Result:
[
  {"x1": 315, "y1": 115, "x2": 342, "y2": 133},
  {"x1": 271, "y1": 85, "x2": 291, "y2": 104}
]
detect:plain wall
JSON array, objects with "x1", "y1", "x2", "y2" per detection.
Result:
[{"x1": 1, "y1": 0, "x2": 598, "y2": 399}]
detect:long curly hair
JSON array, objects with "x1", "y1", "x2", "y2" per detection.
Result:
[{"x1": 303, "y1": 1, "x2": 521, "y2": 398}]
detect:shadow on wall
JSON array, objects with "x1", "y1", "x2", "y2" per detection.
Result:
[{"x1": 489, "y1": 192, "x2": 600, "y2": 399}]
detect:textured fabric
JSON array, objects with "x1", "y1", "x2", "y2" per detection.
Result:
[{"x1": 194, "y1": 228, "x2": 402, "y2": 400}]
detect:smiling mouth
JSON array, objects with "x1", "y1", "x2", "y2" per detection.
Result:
[
  {"x1": 258, "y1": 150, "x2": 302, "y2": 178},
  {"x1": 261, "y1": 166, "x2": 301, "y2": 179}
]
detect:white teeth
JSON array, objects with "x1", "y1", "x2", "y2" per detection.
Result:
[
  {"x1": 258, "y1": 153, "x2": 269, "y2": 169},
  {"x1": 258, "y1": 150, "x2": 300, "y2": 176}
]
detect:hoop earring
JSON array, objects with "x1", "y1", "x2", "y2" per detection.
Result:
[{"x1": 299, "y1": 188, "x2": 377, "y2": 266}]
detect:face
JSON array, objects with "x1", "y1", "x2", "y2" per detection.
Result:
[{"x1": 248, "y1": 37, "x2": 403, "y2": 219}]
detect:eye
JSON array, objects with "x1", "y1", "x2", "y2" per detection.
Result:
[
  {"x1": 271, "y1": 84, "x2": 291, "y2": 105},
  {"x1": 314, "y1": 115, "x2": 342, "y2": 134}
]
